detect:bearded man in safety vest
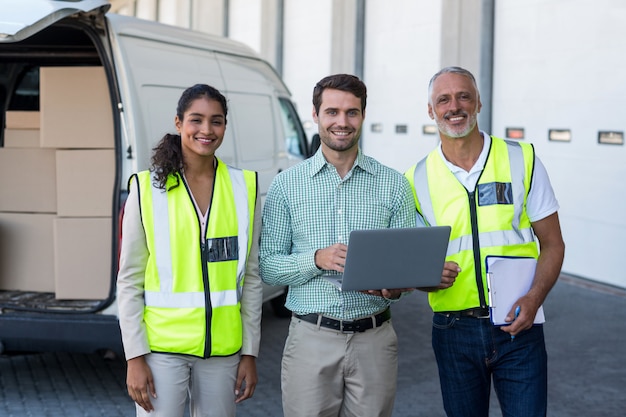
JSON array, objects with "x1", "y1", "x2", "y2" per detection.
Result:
[{"x1": 405, "y1": 66, "x2": 565, "y2": 417}]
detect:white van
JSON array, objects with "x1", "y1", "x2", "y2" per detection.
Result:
[{"x1": 0, "y1": 0, "x2": 309, "y2": 354}]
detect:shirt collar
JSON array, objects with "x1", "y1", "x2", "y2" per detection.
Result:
[
  {"x1": 437, "y1": 131, "x2": 491, "y2": 175},
  {"x1": 309, "y1": 147, "x2": 375, "y2": 177}
]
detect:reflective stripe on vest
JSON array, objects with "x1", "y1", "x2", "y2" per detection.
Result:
[
  {"x1": 145, "y1": 167, "x2": 249, "y2": 308},
  {"x1": 412, "y1": 139, "x2": 534, "y2": 253},
  {"x1": 444, "y1": 228, "x2": 536, "y2": 257},
  {"x1": 135, "y1": 160, "x2": 256, "y2": 357},
  {"x1": 406, "y1": 137, "x2": 538, "y2": 311}
]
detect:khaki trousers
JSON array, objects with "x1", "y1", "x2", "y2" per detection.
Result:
[
  {"x1": 136, "y1": 352, "x2": 239, "y2": 417},
  {"x1": 282, "y1": 316, "x2": 398, "y2": 417}
]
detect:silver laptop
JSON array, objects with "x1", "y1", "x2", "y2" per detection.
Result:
[{"x1": 323, "y1": 226, "x2": 451, "y2": 291}]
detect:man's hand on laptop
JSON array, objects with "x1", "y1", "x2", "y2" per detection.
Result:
[
  {"x1": 418, "y1": 261, "x2": 460, "y2": 292},
  {"x1": 314, "y1": 243, "x2": 348, "y2": 272}
]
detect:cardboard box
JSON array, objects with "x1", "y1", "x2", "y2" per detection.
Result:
[
  {"x1": 56, "y1": 149, "x2": 115, "y2": 217},
  {"x1": 0, "y1": 213, "x2": 56, "y2": 292},
  {"x1": 54, "y1": 217, "x2": 112, "y2": 300},
  {"x1": 4, "y1": 128, "x2": 40, "y2": 148},
  {"x1": 0, "y1": 148, "x2": 57, "y2": 213},
  {"x1": 40, "y1": 67, "x2": 114, "y2": 149},
  {"x1": 5, "y1": 111, "x2": 40, "y2": 129}
]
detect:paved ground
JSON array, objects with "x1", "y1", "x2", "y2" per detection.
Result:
[{"x1": 0, "y1": 274, "x2": 625, "y2": 416}]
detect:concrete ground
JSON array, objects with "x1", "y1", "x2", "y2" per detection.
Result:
[{"x1": 1, "y1": 274, "x2": 625, "y2": 416}]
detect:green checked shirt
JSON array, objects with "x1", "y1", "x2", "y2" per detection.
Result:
[{"x1": 259, "y1": 148, "x2": 417, "y2": 320}]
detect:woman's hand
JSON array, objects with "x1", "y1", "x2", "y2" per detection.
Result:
[
  {"x1": 235, "y1": 355, "x2": 258, "y2": 403},
  {"x1": 126, "y1": 355, "x2": 157, "y2": 412}
]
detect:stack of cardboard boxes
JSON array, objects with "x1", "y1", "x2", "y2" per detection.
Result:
[{"x1": 0, "y1": 67, "x2": 115, "y2": 300}]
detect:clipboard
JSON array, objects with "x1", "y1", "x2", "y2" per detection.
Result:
[{"x1": 485, "y1": 256, "x2": 545, "y2": 325}]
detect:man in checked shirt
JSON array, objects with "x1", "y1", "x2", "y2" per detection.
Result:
[{"x1": 260, "y1": 73, "x2": 459, "y2": 417}]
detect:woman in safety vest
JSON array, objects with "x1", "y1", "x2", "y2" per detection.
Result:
[{"x1": 117, "y1": 84, "x2": 262, "y2": 417}]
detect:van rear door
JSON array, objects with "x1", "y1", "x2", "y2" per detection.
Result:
[
  {"x1": 0, "y1": 0, "x2": 110, "y2": 42},
  {"x1": 0, "y1": 0, "x2": 123, "y2": 354}
]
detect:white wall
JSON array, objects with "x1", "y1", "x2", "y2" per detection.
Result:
[
  {"x1": 191, "y1": 0, "x2": 224, "y2": 36},
  {"x1": 362, "y1": 0, "x2": 444, "y2": 173},
  {"x1": 492, "y1": 0, "x2": 626, "y2": 287},
  {"x1": 157, "y1": 0, "x2": 190, "y2": 27},
  {"x1": 282, "y1": 0, "x2": 334, "y2": 140},
  {"x1": 134, "y1": 0, "x2": 157, "y2": 20},
  {"x1": 228, "y1": 0, "x2": 263, "y2": 53}
]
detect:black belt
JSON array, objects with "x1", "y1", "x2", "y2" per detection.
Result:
[
  {"x1": 294, "y1": 308, "x2": 391, "y2": 333},
  {"x1": 440, "y1": 307, "x2": 490, "y2": 319}
]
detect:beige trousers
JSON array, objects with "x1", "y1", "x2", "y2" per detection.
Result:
[
  {"x1": 136, "y1": 352, "x2": 239, "y2": 417},
  {"x1": 281, "y1": 316, "x2": 398, "y2": 417}
]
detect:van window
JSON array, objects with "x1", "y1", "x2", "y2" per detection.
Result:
[{"x1": 278, "y1": 98, "x2": 308, "y2": 158}]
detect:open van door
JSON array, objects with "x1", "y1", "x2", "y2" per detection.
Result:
[
  {"x1": 0, "y1": 0, "x2": 110, "y2": 42},
  {"x1": 0, "y1": 0, "x2": 123, "y2": 355}
]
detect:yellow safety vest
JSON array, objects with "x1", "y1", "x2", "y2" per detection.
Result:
[
  {"x1": 133, "y1": 159, "x2": 257, "y2": 357},
  {"x1": 405, "y1": 137, "x2": 538, "y2": 312}
]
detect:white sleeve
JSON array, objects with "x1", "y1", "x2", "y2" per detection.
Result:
[
  {"x1": 240, "y1": 197, "x2": 263, "y2": 357},
  {"x1": 116, "y1": 179, "x2": 151, "y2": 360},
  {"x1": 526, "y1": 156, "x2": 560, "y2": 222}
]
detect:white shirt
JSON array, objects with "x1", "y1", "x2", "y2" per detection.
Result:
[{"x1": 434, "y1": 132, "x2": 559, "y2": 223}]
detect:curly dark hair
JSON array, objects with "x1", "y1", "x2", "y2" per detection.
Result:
[{"x1": 150, "y1": 84, "x2": 228, "y2": 190}]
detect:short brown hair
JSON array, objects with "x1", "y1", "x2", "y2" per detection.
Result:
[{"x1": 312, "y1": 74, "x2": 367, "y2": 115}]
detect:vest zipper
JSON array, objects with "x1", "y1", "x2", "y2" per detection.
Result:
[
  {"x1": 202, "y1": 176, "x2": 216, "y2": 358},
  {"x1": 467, "y1": 191, "x2": 488, "y2": 308},
  {"x1": 181, "y1": 172, "x2": 213, "y2": 358},
  {"x1": 200, "y1": 239, "x2": 212, "y2": 358}
]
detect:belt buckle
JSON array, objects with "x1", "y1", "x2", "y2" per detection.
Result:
[
  {"x1": 476, "y1": 309, "x2": 490, "y2": 319},
  {"x1": 339, "y1": 319, "x2": 355, "y2": 334}
]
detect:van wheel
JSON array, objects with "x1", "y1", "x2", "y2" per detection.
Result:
[{"x1": 270, "y1": 292, "x2": 291, "y2": 318}]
